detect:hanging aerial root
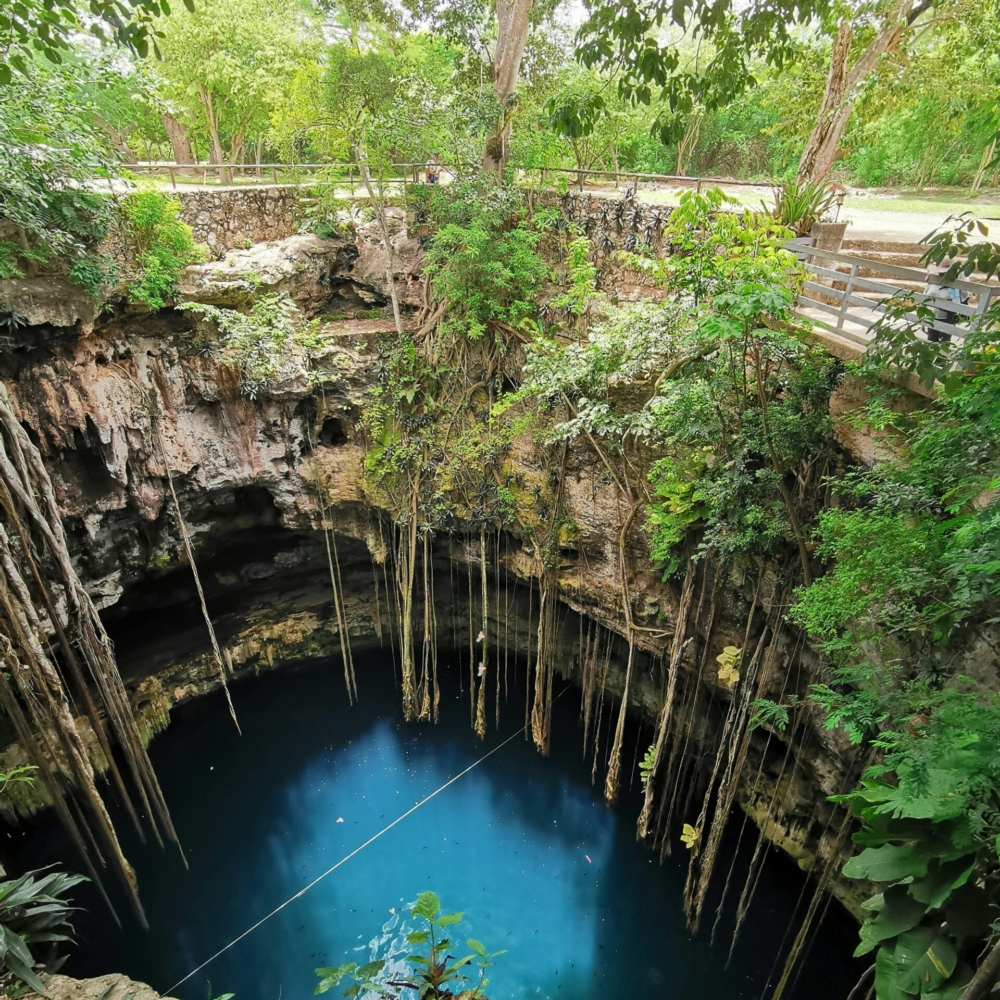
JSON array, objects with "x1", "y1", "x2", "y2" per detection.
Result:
[
  {"x1": 474, "y1": 528, "x2": 488, "y2": 740},
  {"x1": 727, "y1": 633, "x2": 808, "y2": 962},
  {"x1": 323, "y1": 508, "x2": 357, "y2": 704},
  {"x1": 418, "y1": 530, "x2": 437, "y2": 722},
  {"x1": 0, "y1": 380, "x2": 185, "y2": 920},
  {"x1": 0, "y1": 474, "x2": 146, "y2": 844},
  {"x1": 529, "y1": 574, "x2": 555, "y2": 755},
  {"x1": 682, "y1": 570, "x2": 765, "y2": 928},
  {"x1": 0, "y1": 541, "x2": 147, "y2": 926},
  {"x1": 396, "y1": 479, "x2": 420, "y2": 721},
  {"x1": 657, "y1": 560, "x2": 720, "y2": 855},
  {"x1": 688, "y1": 598, "x2": 784, "y2": 933},
  {"x1": 590, "y1": 639, "x2": 612, "y2": 785},
  {"x1": 603, "y1": 636, "x2": 634, "y2": 805},
  {"x1": 768, "y1": 805, "x2": 854, "y2": 1000},
  {"x1": 637, "y1": 556, "x2": 697, "y2": 840},
  {"x1": 153, "y1": 422, "x2": 240, "y2": 735}
]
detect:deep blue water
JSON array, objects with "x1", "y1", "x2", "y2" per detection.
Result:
[{"x1": 6, "y1": 651, "x2": 860, "y2": 1000}]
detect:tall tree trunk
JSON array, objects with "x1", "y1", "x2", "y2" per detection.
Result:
[
  {"x1": 94, "y1": 116, "x2": 138, "y2": 163},
  {"x1": 197, "y1": 85, "x2": 231, "y2": 183},
  {"x1": 676, "y1": 109, "x2": 704, "y2": 177},
  {"x1": 483, "y1": 0, "x2": 532, "y2": 172},
  {"x1": 161, "y1": 112, "x2": 195, "y2": 173},
  {"x1": 355, "y1": 145, "x2": 404, "y2": 337},
  {"x1": 797, "y1": 1, "x2": 917, "y2": 181}
]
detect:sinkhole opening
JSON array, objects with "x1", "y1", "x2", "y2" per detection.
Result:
[{"x1": 4, "y1": 642, "x2": 863, "y2": 1000}]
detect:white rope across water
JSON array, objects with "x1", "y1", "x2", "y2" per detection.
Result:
[{"x1": 163, "y1": 723, "x2": 528, "y2": 996}]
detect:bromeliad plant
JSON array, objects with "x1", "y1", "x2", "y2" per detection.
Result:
[
  {"x1": 0, "y1": 868, "x2": 87, "y2": 995},
  {"x1": 767, "y1": 177, "x2": 839, "y2": 238},
  {"x1": 315, "y1": 891, "x2": 504, "y2": 999}
]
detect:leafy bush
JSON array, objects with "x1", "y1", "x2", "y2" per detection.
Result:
[
  {"x1": 122, "y1": 190, "x2": 206, "y2": 310},
  {"x1": 68, "y1": 253, "x2": 120, "y2": 298},
  {"x1": 424, "y1": 213, "x2": 549, "y2": 342},
  {"x1": 0, "y1": 868, "x2": 86, "y2": 994},
  {"x1": 185, "y1": 294, "x2": 335, "y2": 399},
  {"x1": 0, "y1": 65, "x2": 115, "y2": 273},
  {"x1": 315, "y1": 891, "x2": 503, "y2": 999}
]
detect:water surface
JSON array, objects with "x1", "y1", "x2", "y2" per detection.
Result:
[{"x1": 8, "y1": 651, "x2": 859, "y2": 1000}]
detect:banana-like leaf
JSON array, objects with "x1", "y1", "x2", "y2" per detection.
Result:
[
  {"x1": 908, "y1": 857, "x2": 975, "y2": 908},
  {"x1": 844, "y1": 843, "x2": 929, "y2": 883},
  {"x1": 855, "y1": 886, "x2": 927, "y2": 957},
  {"x1": 894, "y1": 927, "x2": 958, "y2": 995}
]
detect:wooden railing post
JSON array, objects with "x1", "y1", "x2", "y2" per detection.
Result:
[{"x1": 838, "y1": 262, "x2": 859, "y2": 335}]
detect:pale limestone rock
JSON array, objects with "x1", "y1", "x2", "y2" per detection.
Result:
[{"x1": 42, "y1": 972, "x2": 177, "y2": 1000}]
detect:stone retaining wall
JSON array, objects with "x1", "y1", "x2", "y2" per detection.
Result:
[{"x1": 175, "y1": 186, "x2": 302, "y2": 254}]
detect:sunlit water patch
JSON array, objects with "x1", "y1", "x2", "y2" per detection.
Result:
[{"x1": 8, "y1": 651, "x2": 860, "y2": 1000}]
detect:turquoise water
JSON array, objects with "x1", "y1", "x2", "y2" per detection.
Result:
[{"x1": 8, "y1": 651, "x2": 859, "y2": 1000}]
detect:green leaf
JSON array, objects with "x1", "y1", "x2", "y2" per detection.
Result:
[
  {"x1": 467, "y1": 938, "x2": 487, "y2": 958},
  {"x1": 923, "y1": 964, "x2": 972, "y2": 999},
  {"x1": 405, "y1": 931, "x2": 429, "y2": 945},
  {"x1": 875, "y1": 945, "x2": 910, "y2": 1000},
  {"x1": 854, "y1": 886, "x2": 927, "y2": 957},
  {"x1": 437, "y1": 912, "x2": 463, "y2": 926},
  {"x1": 355, "y1": 961, "x2": 384, "y2": 979},
  {"x1": 3, "y1": 950, "x2": 47, "y2": 997},
  {"x1": 894, "y1": 928, "x2": 957, "y2": 995},
  {"x1": 942, "y1": 884, "x2": 997, "y2": 940},
  {"x1": 843, "y1": 843, "x2": 930, "y2": 883},
  {"x1": 411, "y1": 891, "x2": 440, "y2": 921},
  {"x1": 908, "y1": 857, "x2": 975, "y2": 908}
]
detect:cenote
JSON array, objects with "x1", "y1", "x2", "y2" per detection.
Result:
[{"x1": 8, "y1": 649, "x2": 860, "y2": 1000}]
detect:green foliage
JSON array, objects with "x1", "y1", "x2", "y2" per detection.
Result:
[
  {"x1": 361, "y1": 332, "x2": 514, "y2": 528},
  {"x1": 836, "y1": 742, "x2": 998, "y2": 999},
  {"x1": 575, "y1": 0, "x2": 830, "y2": 144},
  {"x1": 785, "y1": 216, "x2": 1000, "y2": 991},
  {"x1": 0, "y1": 869, "x2": 87, "y2": 995},
  {"x1": 749, "y1": 696, "x2": 798, "y2": 732},
  {"x1": 0, "y1": 64, "x2": 115, "y2": 273},
  {"x1": 639, "y1": 745, "x2": 657, "y2": 786},
  {"x1": 150, "y1": 0, "x2": 321, "y2": 169},
  {"x1": 644, "y1": 286, "x2": 837, "y2": 570},
  {"x1": 792, "y1": 506, "x2": 945, "y2": 654},
  {"x1": 68, "y1": 253, "x2": 119, "y2": 298},
  {"x1": 184, "y1": 294, "x2": 335, "y2": 399},
  {"x1": 122, "y1": 190, "x2": 205, "y2": 310},
  {"x1": 422, "y1": 181, "x2": 550, "y2": 343},
  {"x1": 0, "y1": 766, "x2": 37, "y2": 795},
  {"x1": 861, "y1": 219, "x2": 1000, "y2": 391},
  {"x1": 549, "y1": 234, "x2": 600, "y2": 327},
  {"x1": 0, "y1": 0, "x2": 179, "y2": 82},
  {"x1": 315, "y1": 891, "x2": 503, "y2": 999},
  {"x1": 0, "y1": 307, "x2": 28, "y2": 341},
  {"x1": 507, "y1": 198, "x2": 835, "y2": 577},
  {"x1": 623, "y1": 190, "x2": 796, "y2": 306}
]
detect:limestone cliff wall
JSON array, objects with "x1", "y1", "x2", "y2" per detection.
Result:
[{"x1": 0, "y1": 218, "x2": 867, "y2": 915}]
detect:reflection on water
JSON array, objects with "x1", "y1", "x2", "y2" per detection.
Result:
[{"x1": 5, "y1": 650, "x2": 859, "y2": 1000}]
